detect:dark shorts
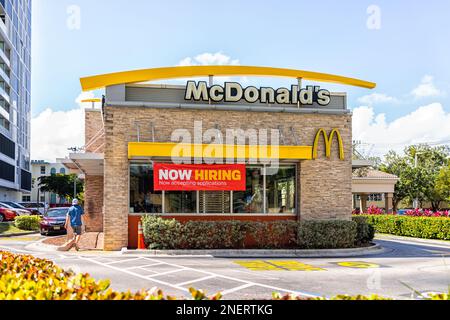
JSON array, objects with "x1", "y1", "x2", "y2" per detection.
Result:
[{"x1": 72, "y1": 226, "x2": 82, "y2": 236}]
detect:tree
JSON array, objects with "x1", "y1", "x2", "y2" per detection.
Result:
[
  {"x1": 436, "y1": 165, "x2": 450, "y2": 204},
  {"x1": 379, "y1": 150, "x2": 410, "y2": 212},
  {"x1": 38, "y1": 174, "x2": 84, "y2": 202},
  {"x1": 380, "y1": 145, "x2": 450, "y2": 211}
]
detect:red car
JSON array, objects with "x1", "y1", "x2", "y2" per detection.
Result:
[
  {"x1": 0, "y1": 204, "x2": 18, "y2": 222},
  {"x1": 39, "y1": 208, "x2": 69, "y2": 235}
]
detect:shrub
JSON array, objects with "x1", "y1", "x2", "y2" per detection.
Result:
[
  {"x1": 141, "y1": 216, "x2": 298, "y2": 249},
  {"x1": 363, "y1": 215, "x2": 450, "y2": 240},
  {"x1": 0, "y1": 251, "x2": 221, "y2": 300},
  {"x1": 366, "y1": 205, "x2": 384, "y2": 215},
  {"x1": 14, "y1": 215, "x2": 41, "y2": 231},
  {"x1": 405, "y1": 209, "x2": 449, "y2": 218},
  {"x1": 352, "y1": 216, "x2": 375, "y2": 245},
  {"x1": 248, "y1": 220, "x2": 298, "y2": 249},
  {"x1": 141, "y1": 215, "x2": 183, "y2": 249},
  {"x1": 297, "y1": 220, "x2": 357, "y2": 249}
]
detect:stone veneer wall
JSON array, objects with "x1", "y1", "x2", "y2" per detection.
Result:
[
  {"x1": 85, "y1": 108, "x2": 105, "y2": 153},
  {"x1": 83, "y1": 109, "x2": 105, "y2": 232},
  {"x1": 84, "y1": 175, "x2": 104, "y2": 232},
  {"x1": 103, "y1": 106, "x2": 352, "y2": 250}
]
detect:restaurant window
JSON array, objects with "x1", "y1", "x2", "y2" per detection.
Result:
[
  {"x1": 266, "y1": 166, "x2": 296, "y2": 214},
  {"x1": 200, "y1": 191, "x2": 231, "y2": 214},
  {"x1": 129, "y1": 163, "x2": 297, "y2": 215},
  {"x1": 233, "y1": 166, "x2": 264, "y2": 214},
  {"x1": 165, "y1": 191, "x2": 197, "y2": 214},
  {"x1": 129, "y1": 164, "x2": 163, "y2": 214}
]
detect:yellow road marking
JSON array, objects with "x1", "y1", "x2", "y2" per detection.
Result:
[
  {"x1": 337, "y1": 261, "x2": 380, "y2": 269},
  {"x1": 267, "y1": 260, "x2": 325, "y2": 271},
  {"x1": 235, "y1": 260, "x2": 325, "y2": 272},
  {"x1": 234, "y1": 261, "x2": 282, "y2": 271}
]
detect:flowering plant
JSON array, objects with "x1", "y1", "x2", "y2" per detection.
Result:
[
  {"x1": 405, "y1": 209, "x2": 449, "y2": 218},
  {"x1": 366, "y1": 205, "x2": 385, "y2": 215}
]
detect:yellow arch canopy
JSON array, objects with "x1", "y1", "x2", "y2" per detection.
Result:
[{"x1": 80, "y1": 66, "x2": 376, "y2": 91}]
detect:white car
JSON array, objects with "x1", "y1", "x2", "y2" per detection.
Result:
[
  {"x1": 0, "y1": 203, "x2": 31, "y2": 216},
  {"x1": 18, "y1": 202, "x2": 47, "y2": 215}
]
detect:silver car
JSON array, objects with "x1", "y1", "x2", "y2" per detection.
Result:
[{"x1": 0, "y1": 202, "x2": 31, "y2": 216}]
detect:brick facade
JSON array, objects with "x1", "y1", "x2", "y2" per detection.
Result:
[
  {"x1": 84, "y1": 175, "x2": 104, "y2": 232},
  {"x1": 102, "y1": 106, "x2": 352, "y2": 250},
  {"x1": 85, "y1": 109, "x2": 105, "y2": 153},
  {"x1": 84, "y1": 109, "x2": 105, "y2": 233}
]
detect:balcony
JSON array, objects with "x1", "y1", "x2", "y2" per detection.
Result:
[
  {"x1": 0, "y1": 46, "x2": 10, "y2": 66},
  {"x1": 0, "y1": 84, "x2": 9, "y2": 103},
  {"x1": 0, "y1": 63, "x2": 9, "y2": 83}
]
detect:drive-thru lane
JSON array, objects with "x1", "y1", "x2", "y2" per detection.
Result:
[{"x1": 1, "y1": 235, "x2": 449, "y2": 299}]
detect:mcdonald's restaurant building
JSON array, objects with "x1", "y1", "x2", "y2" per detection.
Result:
[{"x1": 62, "y1": 66, "x2": 376, "y2": 251}]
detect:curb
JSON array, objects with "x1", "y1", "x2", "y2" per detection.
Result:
[
  {"x1": 121, "y1": 244, "x2": 385, "y2": 258},
  {"x1": 375, "y1": 234, "x2": 450, "y2": 246},
  {"x1": 0, "y1": 231, "x2": 39, "y2": 238},
  {"x1": 25, "y1": 238, "x2": 60, "y2": 252}
]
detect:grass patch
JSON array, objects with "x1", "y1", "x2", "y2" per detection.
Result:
[{"x1": 0, "y1": 223, "x2": 34, "y2": 236}]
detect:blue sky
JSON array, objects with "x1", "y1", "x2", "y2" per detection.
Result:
[{"x1": 30, "y1": 0, "x2": 450, "y2": 160}]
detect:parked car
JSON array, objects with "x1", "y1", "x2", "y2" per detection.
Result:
[
  {"x1": 18, "y1": 202, "x2": 47, "y2": 215},
  {"x1": 0, "y1": 201, "x2": 40, "y2": 215},
  {"x1": 397, "y1": 209, "x2": 413, "y2": 216},
  {"x1": 0, "y1": 204, "x2": 18, "y2": 222},
  {"x1": 0, "y1": 202, "x2": 31, "y2": 217},
  {"x1": 39, "y1": 208, "x2": 69, "y2": 236}
]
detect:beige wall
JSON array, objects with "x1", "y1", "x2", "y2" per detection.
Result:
[
  {"x1": 84, "y1": 175, "x2": 104, "y2": 232},
  {"x1": 102, "y1": 105, "x2": 353, "y2": 250},
  {"x1": 85, "y1": 109, "x2": 105, "y2": 153}
]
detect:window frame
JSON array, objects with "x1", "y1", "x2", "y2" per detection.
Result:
[{"x1": 128, "y1": 161, "x2": 299, "y2": 216}]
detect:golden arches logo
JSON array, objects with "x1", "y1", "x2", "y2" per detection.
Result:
[{"x1": 313, "y1": 129, "x2": 345, "y2": 160}]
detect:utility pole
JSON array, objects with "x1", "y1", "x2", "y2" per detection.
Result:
[
  {"x1": 413, "y1": 152, "x2": 425, "y2": 209},
  {"x1": 73, "y1": 175, "x2": 77, "y2": 200}
]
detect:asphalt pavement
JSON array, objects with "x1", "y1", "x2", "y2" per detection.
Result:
[{"x1": 1, "y1": 234, "x2": 449, "y2": 300}]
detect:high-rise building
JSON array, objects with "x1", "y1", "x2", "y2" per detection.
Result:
[{"x1": 0, "y1": 0, "x2": 32, "y2": 201}]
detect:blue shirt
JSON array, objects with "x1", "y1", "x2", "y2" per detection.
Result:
[{"x1": 68, "y1": 205, "x2": 84, "y2": 227}]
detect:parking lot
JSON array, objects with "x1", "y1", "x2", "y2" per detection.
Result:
[{"x1": 1, "y1": 235, "x2": 449, "y2": 299}]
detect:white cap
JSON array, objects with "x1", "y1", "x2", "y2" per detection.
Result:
[{"x1": 72, "y1": 199, "x2": 79, "y2": 205}]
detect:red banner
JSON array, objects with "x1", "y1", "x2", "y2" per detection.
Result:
[{"x1": 154, "y1": 164, "x2": 246, "y2": 191}]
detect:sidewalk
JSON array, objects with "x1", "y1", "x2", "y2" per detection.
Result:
[
  {"x1": 375, "y1": 234, "x2": 450, "y2": 247},
  {"x1": 26, "y1": 232, "x2": 104, "y2": 252},
  {"x1": 121, "y1": 244, "x2": 385, "y2": 258}
]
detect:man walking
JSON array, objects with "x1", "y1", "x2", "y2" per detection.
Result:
[{"x1": 64, "y1": 199, "x2": 85, "y2": 251}]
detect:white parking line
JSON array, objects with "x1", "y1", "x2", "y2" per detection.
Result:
[
  {"x1": 105, "y1": 257, "x2": 143, "y2": 265},
  {"x1": 147, "y1": 268, "x2": 187, "y2": 278},
  {"x1": 124, "y1": 263, "x2": 165, "y2": 270},
  {"x1": 79, "y1": 256, "x2": 189, "y2": 293},
  {"x1": 136, "y1": 257, "x2": 318, "y2": 298},
  {"x1": 176, "y1": 275, "x2": 217, "y2": 287},
  {"x1": 221, "y1": 283, "x2": 255, "y2": 296},
  {"x1": 80, "y1": 255, "x2": 318, "y2": 298}
]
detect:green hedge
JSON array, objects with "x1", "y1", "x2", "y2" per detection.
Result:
[
  {"x1": 14, "y1": 216, "x2": 41, "y2": 231},
  {"x1": 362, "y1": 215, "x2": 450, "y2": 240},
  {"x1": 142, "y1": 216, "x2": 370, "y2": 250},
  {"x1": 298, "y1": 220, "x2": 357, "y2": 249},
  {"x1": 352, "y1": 216, "x2": 376, "y2": 245}
]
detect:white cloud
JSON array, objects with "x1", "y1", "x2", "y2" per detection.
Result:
[
  {"x1": 30, "y1": 93, "x2": 100, "y2": 162},
  {"x1": 353, "y1": 103, "x2": 450, "y2": 156},
  {"x1": 357, "y1": 93, "x2": 399, "y2": 106},
  {"x1": 411, "y1": 75, "x2": 442, "y2": 99},
  {"x1": 178, "y1": 52, "x2": 240, "y2": 66}
]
